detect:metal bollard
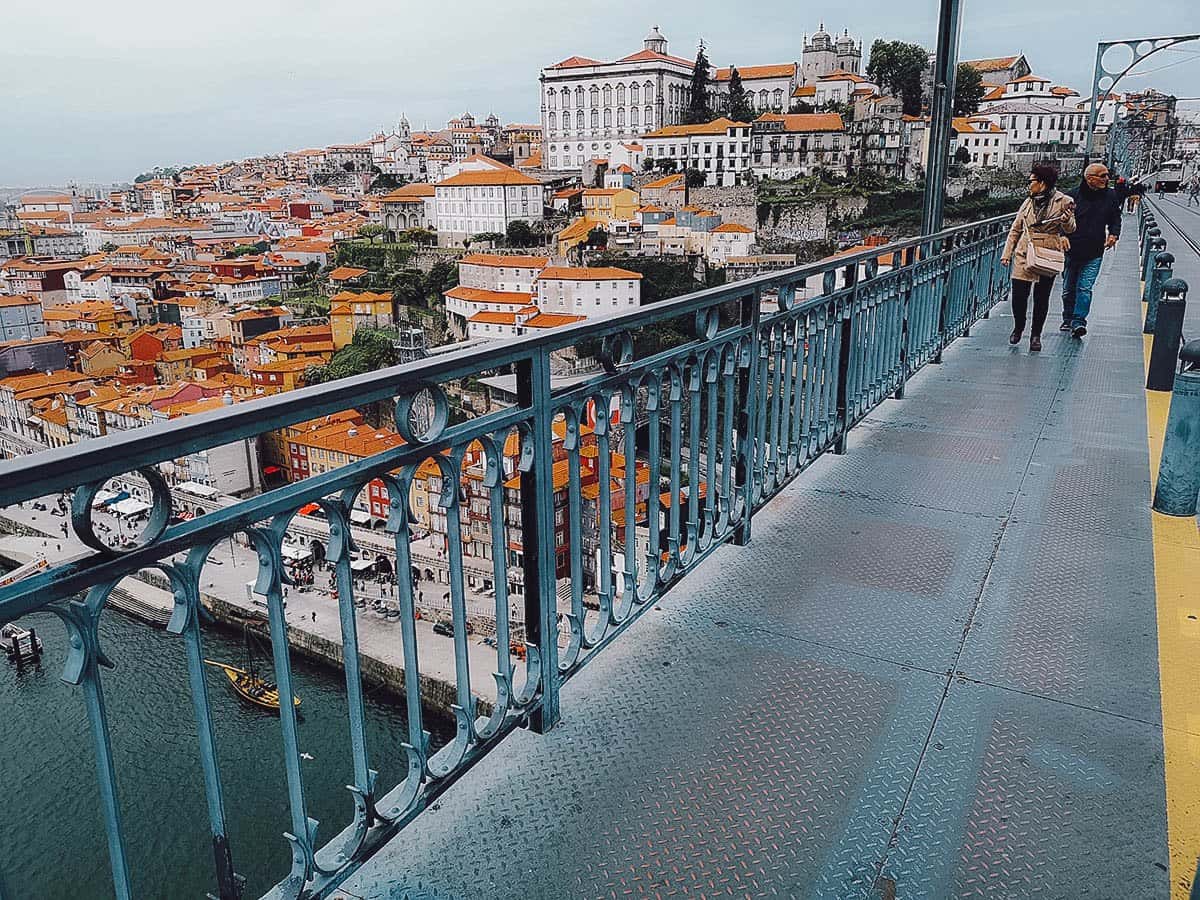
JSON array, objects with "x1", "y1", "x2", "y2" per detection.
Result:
[
  {"x1": 1141, "y1": 215, "x2": 1157, "y2": 246},
  {"x1": 1144, "y1": 252, "x2": 1174, "y2": 334},
  {"x1": 1142, "y1": 225, "x2": 1160, "y2": 263},
  {"x1": 1143, "y1": 235, "x2": 1166, "y2": 286},
  {"x1": 1148, "y1": 279, "x2": 1188, "y2": 392},
  {"x1": 1153, "y1": 369, "x2": 1200, "y2": 516}
]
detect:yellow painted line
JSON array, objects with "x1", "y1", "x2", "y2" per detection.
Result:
[{"x1": 1143, "y1": 334, "x2": 1200, "y2": 899}]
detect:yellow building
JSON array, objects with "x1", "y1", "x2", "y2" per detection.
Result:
[
  {"x1": 555, "y1": 217, "x2": 593, "y2": 256},
  {"x1": 78, "y1": 340, "x2": 128, "y2": 375},
  {"x1": 330, "y1": 290, "x2": 394, "y2": 349},
  {"x1": 581, "y1": 187, "x2": 638, "y2": 225}
]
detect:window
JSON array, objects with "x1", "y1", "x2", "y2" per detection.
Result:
[
  {"x1": 589, "y1": 86, "x2": 599, "y2": 106},
  {"x1": 576, "y1": 110, "x2": 584, "y2": 130},
  {"x1": 603, "y1": 108, "x2": 611, "y2": 127},
  {"x1": 548, "y1": 112, "x2": 556, "y2": 131},
  {"x1": 617, "y1": 84, "x2": 626, "y2": 105},
  {"x1": 590, "y1": 109, "x2": 599, "y2": 129},
  {"x1": 575, "y1": 87, "x2": 583, "y2": 108},
  {"x1": 617, "y1": 107, "x2": 625, "y2": 128},
  {"x1": 602, "y1": 85, "x2": 611, "y2": 106},
  {"x1": 631, "y1": 107, "x2": 639, "y2": 127},
  {"x1": 644, "y1": 106, "x2": 653, "y2": 127},
  {"x1": 631, "y1": 82, "x2": 640, "y2": 104},
  {"x1": 644, "y1": 81, "x2": 654, "y2": 101}
]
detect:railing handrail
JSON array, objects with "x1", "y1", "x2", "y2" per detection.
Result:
[{"x1": 0, "y1": 214, "x2": 1013, "y2": 507}]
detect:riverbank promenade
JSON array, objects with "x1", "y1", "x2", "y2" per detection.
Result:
[{"x1": 340, "y1": 230, "x2": 1200, "y2": 899}]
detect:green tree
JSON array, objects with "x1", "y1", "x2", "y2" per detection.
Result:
[
  {"x1": 867, "y1": 39, "x2": 929, "y2": 116},
  {"x1": 230, "y1": 243, "x2": 261, "y2": 257},
  {"x1": 506, "y1": 220, "x2": 535, "y2": 247},
  {"x1": 425, "y1": 259, "x2": 458, "y2": 296},
  {"x1": 357, "y1": 224, "x2": 385, "y2": 243},
  {"x1": 953, "y1": 62, "x2": 985, "y2": 117},
  {"x1": 955, "y1": 145, "x2": 972, "y2": 165},
  {"x1": 725, "y1": 66, "x2": 754, "y2": 122},
  {"x1": 586, "y1": 227, "x2": 608, "y2": 249},
  {"x1": 398, "y1": 227, "x2": 437, "y2": 245},
  {"x1": 685, "y1": 168, "x2": 707, "y2": 187},
  {"x1": 642, "y1": 157, "x2": 656, "y2": 171},
  {"x1": 684, "y1": 41, "x2": 714, "y2": 124},
  {"x1": 99, "y1": 242, "x2": 118, "y2": 253},
  {"x1": 391, "y1": 268, "x2": 427, "y2": 307},
  {"x1": 653, "y1": 157, "x2": 679, "y2": 173}
]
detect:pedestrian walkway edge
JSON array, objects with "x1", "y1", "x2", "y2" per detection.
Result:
[{"x1": 1143, "y1": 332, "x2": 1200, "y2": 900}]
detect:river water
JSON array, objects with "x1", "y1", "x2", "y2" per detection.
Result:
[{"x1": 0, "y1": 603, "x2": 452, "y2": 899}]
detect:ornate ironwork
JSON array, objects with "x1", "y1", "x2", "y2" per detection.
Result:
[{"x1": 0, "y1": 214, "x2": 1012, "y2": 899}]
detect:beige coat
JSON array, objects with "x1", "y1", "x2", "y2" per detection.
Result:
[{"x1": 1002, "y1": 190, "x2": 1077, "y2": 282}]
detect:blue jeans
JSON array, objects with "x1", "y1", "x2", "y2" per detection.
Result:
[{"x1": 1061, "y1": 256, "x2": 1103, "y2": 328}]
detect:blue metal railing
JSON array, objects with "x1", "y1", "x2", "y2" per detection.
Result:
[{"x1": 0, "y1": 214, "x2": 1012, "y2": 899}]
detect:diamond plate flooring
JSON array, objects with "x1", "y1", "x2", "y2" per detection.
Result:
[{"x1": 336, "y1": 234, "x2": 1167, "y2": 899}]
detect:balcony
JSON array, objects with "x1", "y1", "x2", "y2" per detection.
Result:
[{"x1": 2, "y1": 213, "x2": 1194, "y2": 899}]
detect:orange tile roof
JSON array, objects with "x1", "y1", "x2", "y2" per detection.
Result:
[
  {"x1": 445, "y1": 285, "x2": 535, "y2": 306},
  {"x1": 755, "y1": 112, "x2": 845, "y2": 133},
  {"x1": 818, "y1": 70, "x2": 867, "y2": 83},
  {"x1": 963, "y1": 56, "x2": 1021, "y2": 72},
  {"x1": 329, "y1": 266, "x2": 368, "y2": 280},
  {"x1": 329, "y1": 290, "x2": 392, "y2": 305},
  {"x1": 1009, "y1": 74, "x2": 1051, "y2": 84},
  {"x1": 0, "y1": 295, "x2": 37, "y2": 308},
  {"x1": 438, "y1": 167, "x2": 539, "y2": 187},
  {"x1": 459, "y1": 253, "x2": 549, "y2": 269},
  {"x1": 644, "y1": 117, "x2": 750, "y2": 138},
  {"x1": 525, "y1": 313, "x2": 587, "y2": 329},
  {"x1": 549, "y1": 55, "x2": 604, "y2": 69},
  {"x1": 617, "y1": 48, "x2": 693, "y2": 66},
  {"x1": 468, "y1": 310, "x2": 522, "y2": 325},
  {"x1": 713, "y1": 63, "x2": 796, "y2": 81},
  {"x1": 642, "y1": 173, "x2": 686, "y2": 190},
  {"x1": 536, "y1": 265, "x2": 641, "y2": 281},
  {"x1": 713, "y1": 223, "x2": 753, "y2": 234},
  {"x1": 379, "y1": 183, "x2": 436, "y2": 200}
]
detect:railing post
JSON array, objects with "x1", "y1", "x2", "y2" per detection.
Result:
[
  {"x1": 1148, "y1": 279, "x2": 1188, "y2": 392},
  {"x1": 516, "y1": 348, "x2": 560, "y2": 732},
  {"x1": 733, "y1": 287, "x2": 763, "y2": 546},
  {"x1": 1153, "y1": 369, "x2": 1200, "y2": 517},
  {"x1": 895, "y1": 245, "x2": 917, "y2": 400},
  {"x1": 1144, "y1": 251, "x2": 1174, "y2": 335},
  {"x1": 932, "y1": 237, "x2": 949, "y2": 364},
  {"x1": 834, "y1": 263, "x2": 857, "y2": 454}
]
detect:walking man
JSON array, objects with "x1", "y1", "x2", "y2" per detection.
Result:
[
  {"x1": 1187, "y1": 176, "x2": 1200, "y2": 208},
  {"x1": 1061, "y1": 163, "x2": 1122, "y2": 339}
]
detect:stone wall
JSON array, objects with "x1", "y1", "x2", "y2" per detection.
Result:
[{"x1": 755, "y1": 196, "x2": 869, "y2": 245}]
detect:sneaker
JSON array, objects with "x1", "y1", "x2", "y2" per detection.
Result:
[
  {"x1": 1029, "y1": 335, "x2": 1042, "y2": 352},
  {"x1": 1072, "y1": 325, "x2": 1087, "y2": 338},
  {"x1": 1009, "y1": 329, "x2": 1022, "y2": 345},
  {"x1": 1059, "y1": 321, "x2": 1072, "y2": 332}
]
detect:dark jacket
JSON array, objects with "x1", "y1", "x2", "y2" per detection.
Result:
[{"x1": 1067, "y1": 183, "x2": 1122, "y2": 262}]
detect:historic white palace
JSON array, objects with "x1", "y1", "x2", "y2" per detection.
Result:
[{"x1": 540, "y1": 27, "x2": 696, "y2": 171}]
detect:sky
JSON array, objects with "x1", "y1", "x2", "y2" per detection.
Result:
[{"x1": 3, "y1": 0, "x2": 1198, "y2": 188}]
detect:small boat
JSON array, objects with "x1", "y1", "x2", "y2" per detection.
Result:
[
  {"x1": 204, "y1": 627, "x2": 299, "y2": 712},
  {"x1": 2, "y1": 622, "x2": 44, "y2": 663}
]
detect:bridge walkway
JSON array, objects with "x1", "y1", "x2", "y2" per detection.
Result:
[{"x1": 338, "y1": 229, "x2": 1197, "y2": 899}]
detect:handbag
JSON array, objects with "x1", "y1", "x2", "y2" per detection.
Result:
[{"x1": 1023, "y1": 220, "x2": 1065, "y2": 277}]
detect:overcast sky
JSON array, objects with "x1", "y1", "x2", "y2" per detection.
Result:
[{"x1": 4, "y1": 0, "x2": 1198, "y2": 187}]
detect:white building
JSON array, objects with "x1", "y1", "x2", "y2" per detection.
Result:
[
  {"x1": 815, "y1": 71, "x2": 877, "y2": 106},
  {"x1": 712, "y1": 64, "x2": 798, "y2": 114},
  {"x1": 952, "y1": 117, "x2": 1009, "y2": 168},
  {"x1": 434, "y1": 161, "x2": 544, "y2": 247},
  {"x1": 444, "y1": 253, "x2": 640, "y2": 340},
  {"x1": 532, "y1": 266, "x2": 641, "y2": 316},
  {"x1": 540, "y1": 26, "x2": 695, "y2": 170},
  {"x1": 751, "y1": 113, "x2": 850, "y2": 178},
  {"x1": 979, "y1": 74, "x2": 1078, "y2": 110},
  {"x1": 641, "y1": 118, "x2": 754, "y2": 186},
  {"x1": 977, "y1": 102, "x2": 1089, "y2": 151},
  {"x1": 211, "y1": 273, "x2": 281, "y2": 306}
]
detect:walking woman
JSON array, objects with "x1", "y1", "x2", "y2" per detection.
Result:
[{"x1": 1001, "y1": 165, "x2": 1076, "y2": 351}]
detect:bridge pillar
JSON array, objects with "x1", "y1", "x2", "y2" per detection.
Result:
[{"x1": 1143, "y1": 235, "x2": 1165, "y2": 286}]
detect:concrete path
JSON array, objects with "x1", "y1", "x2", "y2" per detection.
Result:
[{"x1": 338, "y1": 231, "x2": 1179, "y2": 899}]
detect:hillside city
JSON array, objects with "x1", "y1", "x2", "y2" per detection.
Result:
[{"x1": 1, "y1": 23, "x2": 1195, "y2": 579}]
